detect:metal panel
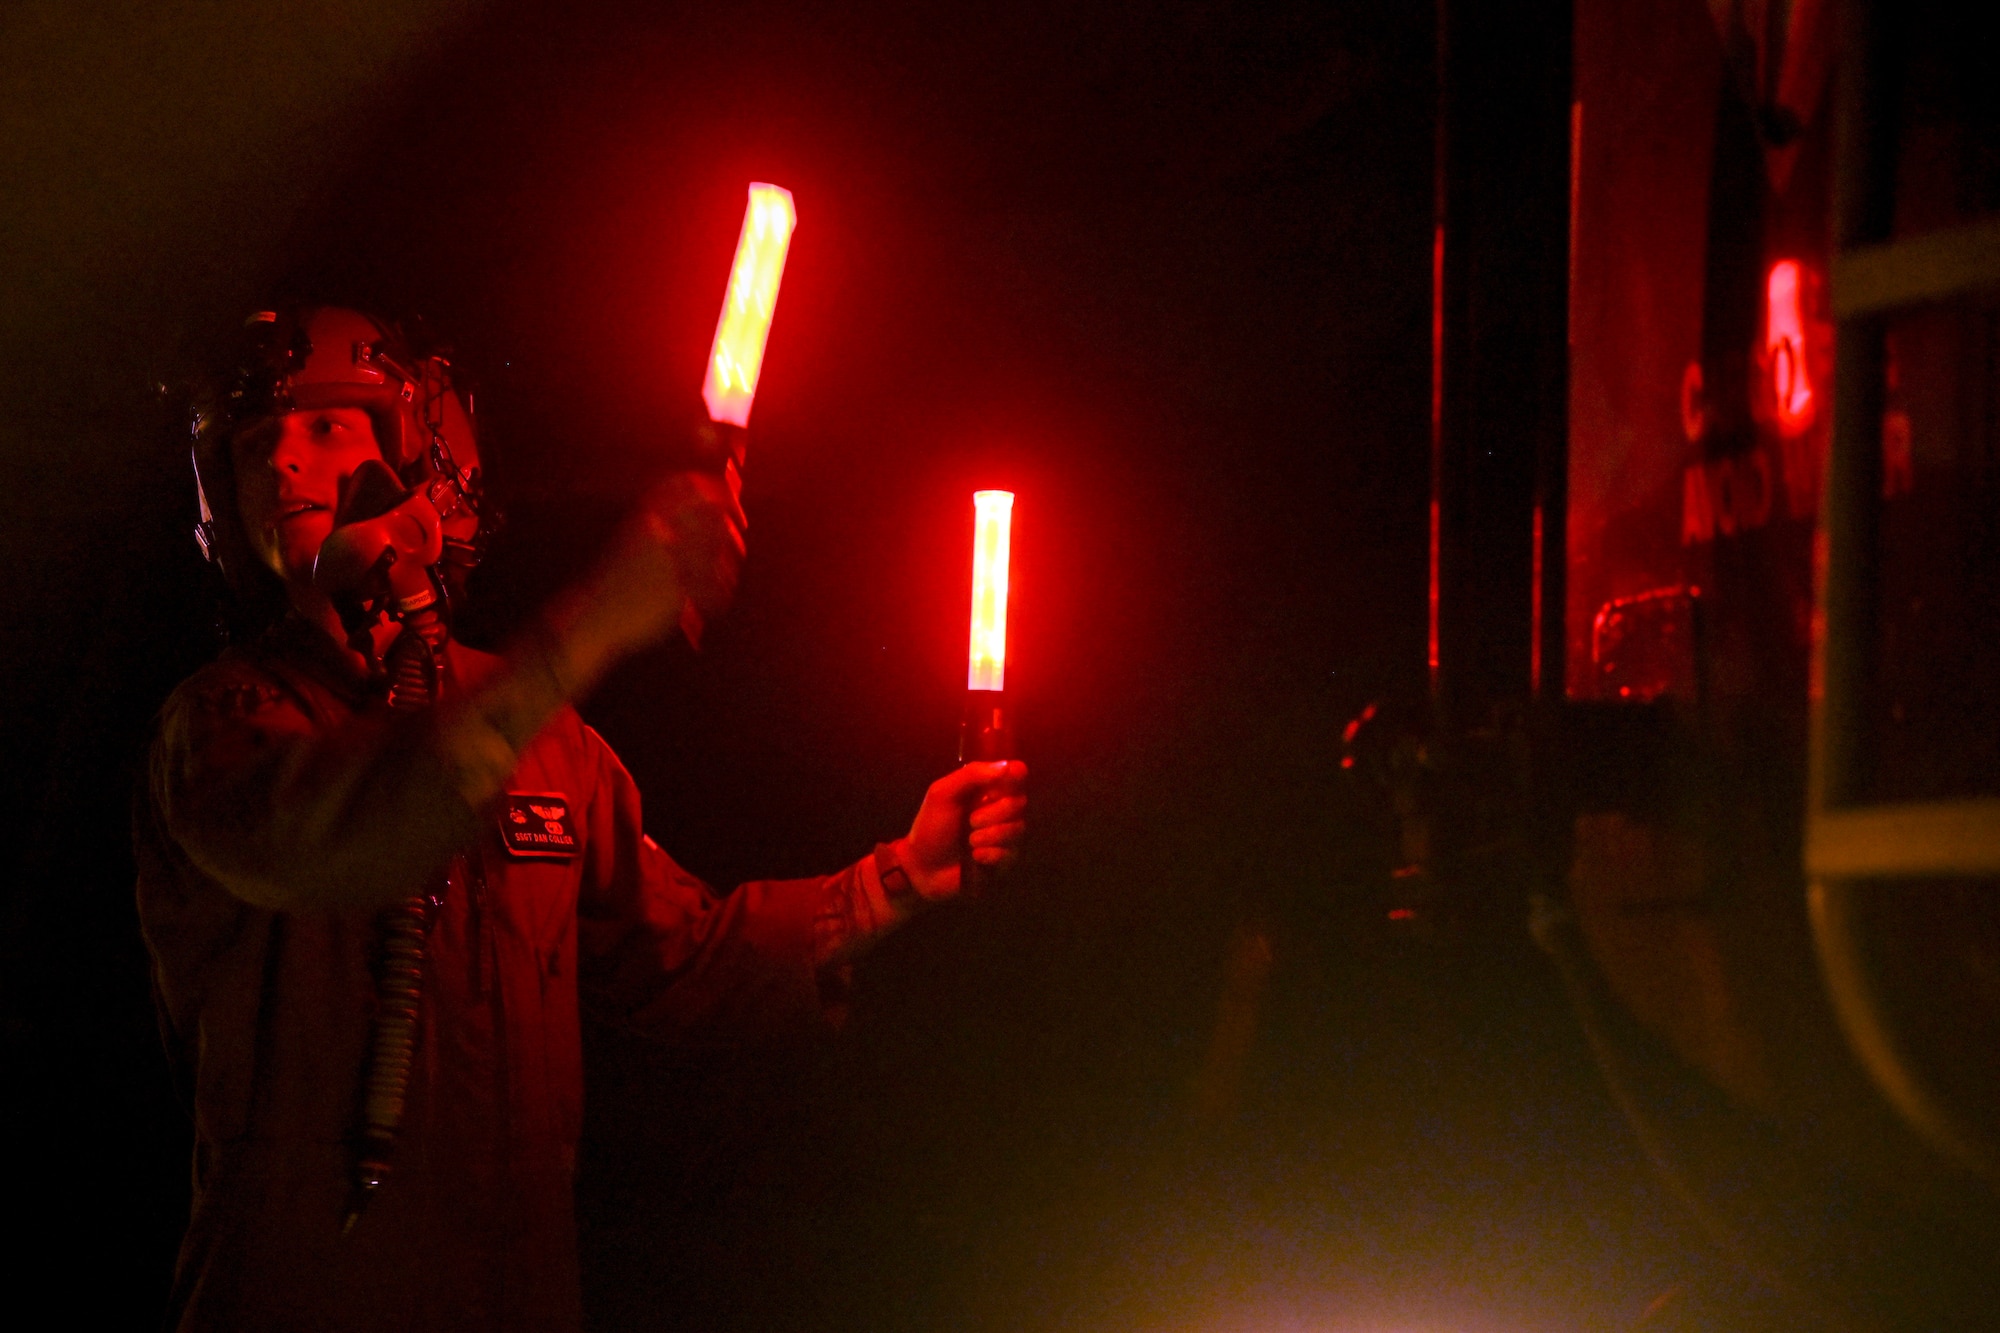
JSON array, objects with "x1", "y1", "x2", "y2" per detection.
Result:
[
  {"x1": 1807, "y1": 798, "x2": 2000, "y2": 877},
  {"x1": 1833, "y1": 217, "x2": 2000, "y2": 317}
]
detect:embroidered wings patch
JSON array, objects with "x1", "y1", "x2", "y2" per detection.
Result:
[{"x1": 499, "y1": 791, "x2": 580, "y2": 860}]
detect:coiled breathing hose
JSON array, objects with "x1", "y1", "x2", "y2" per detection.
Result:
[{"x1": 342, "y1": 588, "x2": 451, "y2": 1236}]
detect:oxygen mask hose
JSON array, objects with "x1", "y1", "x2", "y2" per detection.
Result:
[
  {"x1": 345, "y1": 881, "x2": 431, "y2": 1235},
  {"x1": 331, "y1": 459, "x2": 453, "y2": 1237}
]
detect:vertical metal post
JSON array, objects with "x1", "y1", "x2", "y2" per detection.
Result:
[
  {"x1": 1430, "y1": 0, "x2": 1573, "y2": 734},
  {"x1": 1811, "y1": 0, "x2": 1897, "y2": 813}
]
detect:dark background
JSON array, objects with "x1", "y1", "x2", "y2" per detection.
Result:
[{"x1": 2, "y1": 2, "x2": 1755, "y2": 1328}]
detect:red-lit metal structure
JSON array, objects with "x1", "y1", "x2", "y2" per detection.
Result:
[{"x1": 1362, "y1": 0, "x2": 2000, "y2": 1321}]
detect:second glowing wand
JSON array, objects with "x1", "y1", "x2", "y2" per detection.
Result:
[{"x1": 960, "y1": 489, "x2": 1016, "y2": 893}]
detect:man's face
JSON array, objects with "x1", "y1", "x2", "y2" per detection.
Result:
[{"x1": 232, "y1": 407, "x2": 384, "y2": 586}]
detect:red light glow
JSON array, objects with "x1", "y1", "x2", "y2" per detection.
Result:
[
  {"x1": 1764, "y1": 258, "x2": 1815, "y2": 438},
  {"x1": 1427, "y1": 496, "x2": 1441, "y2": 676},
  {"x1": 1530, "y1": 501, "x2": 1544, "y2": 694},
  {"x1": 967, "y1": 490, "x2": 1014, "y2": 693},
  {"x1": 702, "y1": 183, "x2": 796, "y2": 428}
]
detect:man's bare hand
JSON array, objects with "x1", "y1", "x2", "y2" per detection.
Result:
[{"x1": 893, "y1": 760, "x2": 1029, "y2": 899}]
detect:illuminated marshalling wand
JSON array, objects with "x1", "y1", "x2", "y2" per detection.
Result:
[
  {"x1": 960, "y1": 490, "x2": 1016, "y2": 893},
  {"x1": 703, "y1": 182, "x2": 796, "y2": 430},
  {"x1": 683, "y1": 182, "x2": 797, "y2": 647}
]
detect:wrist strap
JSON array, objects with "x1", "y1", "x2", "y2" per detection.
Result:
[{"x1": 872, "y1": 842, "x2": 921, "y2": 908}]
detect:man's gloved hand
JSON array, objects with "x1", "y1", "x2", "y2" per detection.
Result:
[
  {"x1": 892, "y1": 761, "x2": 1030, "y2": 899},
  {"x1": 584, "y1": 466, "x2": 748, "y2": 657}
]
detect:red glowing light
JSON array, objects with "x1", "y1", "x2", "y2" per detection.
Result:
[
  {"x1": 1428, "y1": 222, "x2": 1444, "y2": 683},
  {"x1": 968, "y1": 490, "x2": 1014, "y2": 693},
  {"x1": 1427, "y1": 496, "x2": 1441, "y2": 676},
  {"x1": 1530, "y1": 501, "x2": 1544, "y2": 694},
  {"x1": 702, "y1": 184, "x2": 796, "y2": 428},
  {"x1": 1388, "y1": 908, "x2": 1417, "y2": 921},
  {"x1": 1764, "y1": 258, "x2": 1815, "y2": 438}
]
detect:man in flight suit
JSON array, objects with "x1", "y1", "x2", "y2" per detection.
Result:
[{"x1": 135, "y1": 307, "x2": 1027, "y2": 1332}]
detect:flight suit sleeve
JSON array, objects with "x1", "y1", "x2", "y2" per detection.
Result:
[
  {"x1": 151, "y1": 659, "x2": 489, "y2": 913},
  {"x1": 571, "y1": 723, "x2": 909, "y2": 1039}
]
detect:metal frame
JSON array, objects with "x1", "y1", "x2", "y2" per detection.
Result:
[{"x1": 1807, "y1": 0, "x2": 2000, "y2": 1174}]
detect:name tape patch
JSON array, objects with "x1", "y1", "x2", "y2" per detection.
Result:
[{"x1": 500, "y1": 791, "x2": 579, "y2": 860}]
